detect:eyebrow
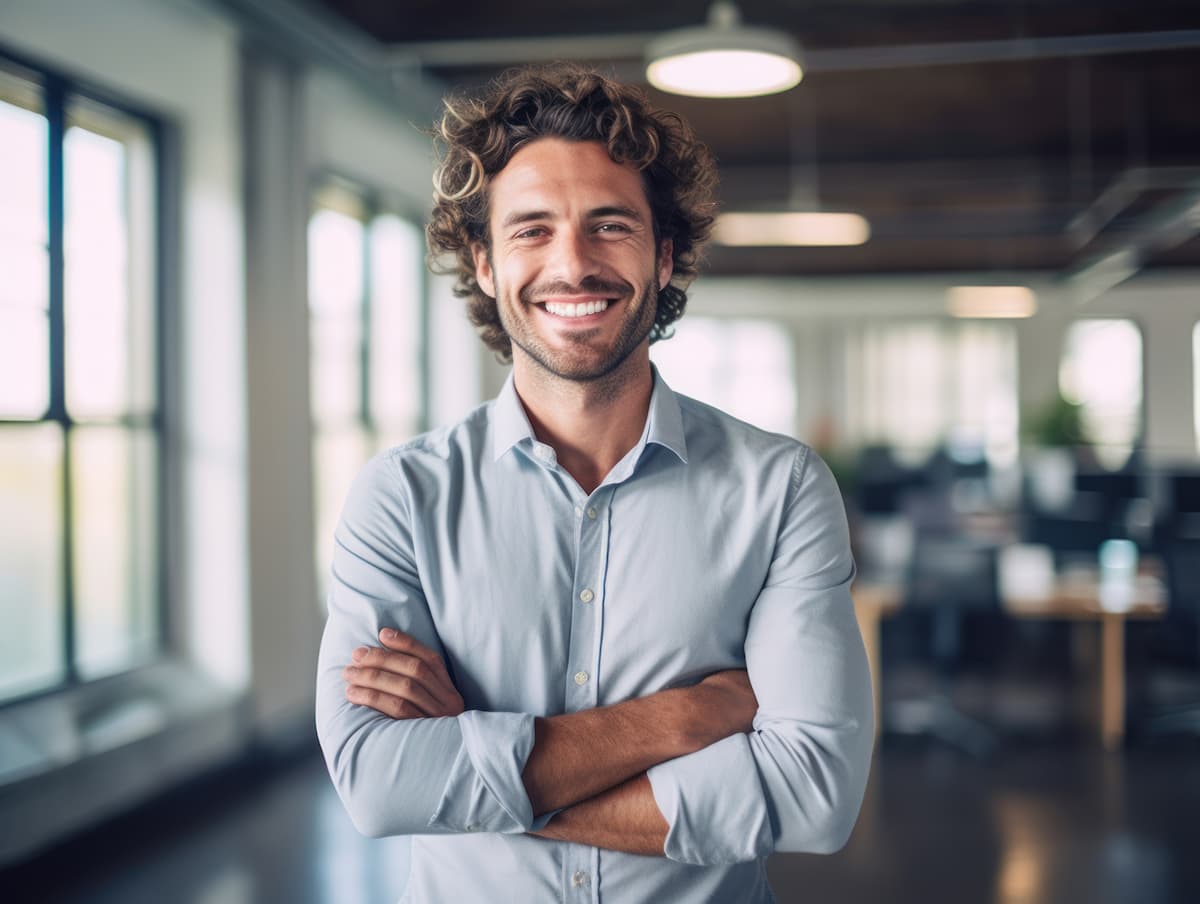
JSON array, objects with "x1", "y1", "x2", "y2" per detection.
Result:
[
  {"x1": 588, "y1": 205, "x2": 643, "y2": 222},
  {"x1": 498, "y1": 205, "x2": 645, "y2": 230},
  {"x1": 499, "y1": 209, "x2": 552, "y2": 229}
]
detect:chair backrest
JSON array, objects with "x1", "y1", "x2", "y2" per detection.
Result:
[
  {"x1": 1164, "y1": 538, "x2": 1200, "y2": 617},
  {"x1": 905, "y1": 536, "x2": 1000, "y2": 613}
]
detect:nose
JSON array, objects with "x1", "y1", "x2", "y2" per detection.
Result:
[{"x1": 548, "y1": 226, "x2": 601, "y2": 286}]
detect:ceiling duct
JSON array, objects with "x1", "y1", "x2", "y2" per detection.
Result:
[{"x1": 1064, "y1": 168, "x2": 1200, "y2": 301}]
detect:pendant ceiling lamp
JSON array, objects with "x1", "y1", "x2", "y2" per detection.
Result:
[{"x1": 646, "y1": 2, "x2": 804, "y2": 98}]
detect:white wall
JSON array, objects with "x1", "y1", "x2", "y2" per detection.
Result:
[
  {"x1": 0, "y1": 0, "x2": 446, "y2": 863},
  {"x1": 0, "y1": 0, "x2": 250, "y2": 863},
  {"x1": 306, "y1": 68, "x2": 436, "y2": 210},
  {"x1": 689, "y1": 272, "x2": 1200, "y2": 463}
]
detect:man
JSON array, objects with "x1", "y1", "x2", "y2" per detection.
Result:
[{"x1": 316, "y1": 64, "x2": 873, "y2": 902}]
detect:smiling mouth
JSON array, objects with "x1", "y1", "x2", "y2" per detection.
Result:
[{"x1": 541, "y1": 299, "x2": 611, "y2": 318}]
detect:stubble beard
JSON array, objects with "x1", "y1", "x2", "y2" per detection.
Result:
[{"x1": 499, "y1": 276, "x2": 659, "y2": 392}]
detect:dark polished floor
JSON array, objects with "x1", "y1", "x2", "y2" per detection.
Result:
[{"x1": 6, "y1": 737, "x2": 1200, "y2": 904}]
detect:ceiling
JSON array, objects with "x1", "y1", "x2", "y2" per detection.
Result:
[{"x1": 304, "y1": 0, "x2": 1200, "y2": 283}]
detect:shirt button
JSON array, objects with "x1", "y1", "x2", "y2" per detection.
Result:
[
  {"x1": 535, "y1": 444, "x2": 554, "y2": 462},
  {"x1": 574, "y1": 505, "x2": 583, "y2": 517},
  {"x1": 579, "y1": 588, "x2": 594, "y2": 603},
  {"x1": 571, "y1": 870, "x2": 590, "y2": 887},
  {"x1": 586, "y1": 506, "x2": 598, "y2": 519},
  {"x1": 573, "y1": 671, "x2": 589, "y2": 686}
]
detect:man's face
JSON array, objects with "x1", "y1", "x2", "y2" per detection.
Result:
[{"x1": 473, "y1": 138, "x2": 673, "y2": 384}]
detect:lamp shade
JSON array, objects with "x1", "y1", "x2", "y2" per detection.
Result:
[{"x1": 646, "y1": 2, "x2": 803, "y2": 98}]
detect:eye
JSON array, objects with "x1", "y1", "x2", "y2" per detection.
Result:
[
  {"x1": 514, "y1": 226, "x2": 548, "y2": 240},
  {"x1": 596, "y1": 222, "x2": 632, "y2": 234}
]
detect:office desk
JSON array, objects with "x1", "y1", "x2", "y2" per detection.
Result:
[{"x1": 853, "y1": 577, "x2": 1167, "y2": 750}]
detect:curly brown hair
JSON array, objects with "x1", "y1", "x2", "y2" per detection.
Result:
[{"x1": 426, "y1": 63, "x2": 719, "y2": 362}]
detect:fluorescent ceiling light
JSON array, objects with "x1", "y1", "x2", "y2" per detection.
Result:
[
  {"x1": 946, "y1": 286, "x2": 1038, "y2": 318},
  {"x1": 646, "y1": 2, "x2": 803, "y2": 98},
  {"x1": 713, "y1": 212, "x2": 870, "y2": 246}
]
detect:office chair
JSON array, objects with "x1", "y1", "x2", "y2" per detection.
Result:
[
  {"x1": 1145, "y1": 537, "x2": 1200, "y2": 737},
  {"x1": 884, "y1": 534, "x2": 1001, "y2": 757}
]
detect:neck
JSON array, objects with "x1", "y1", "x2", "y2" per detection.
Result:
[{"x1": 512, "y1": 351, "x2": 654, "y2": 495}]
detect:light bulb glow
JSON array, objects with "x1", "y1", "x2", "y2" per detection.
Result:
[
  {"x1": 946, "y1": 286, "x2": 1038, "y2": 318},
  {"x1": 647, "y1": 49, "x2": 802, "y2": 98},
  {"x1": 713, "y1": 212, "x2": 870, "y2": 246}
]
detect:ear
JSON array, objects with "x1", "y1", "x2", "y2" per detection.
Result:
[
  {"x1": 472, "y1": 243, "x2": 496, "y2": 298},
  {"x1": 657, "y1": 239, "x2": 674, "y2": 290}
]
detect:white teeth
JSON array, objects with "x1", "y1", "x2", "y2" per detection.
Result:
[{"x1": 544, "y1": 300, "x2": 609, "y2": 318}]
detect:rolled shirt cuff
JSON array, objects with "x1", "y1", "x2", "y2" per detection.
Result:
[
  {"x1": 647, "y1": 733, "x2": 773, "y2": 865},
  {"x1": 427, "y1": 710, "x2": 537, "y2": 834}
]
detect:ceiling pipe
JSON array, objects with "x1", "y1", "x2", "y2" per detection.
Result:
[
  {"x1": 382, "y1": 29, "x2": 1200, "y2": 73},
  {"x1": 208, "y1": 0, "x2": 446, "y2": 118},
  {"x1": 1066, "y1": 178, "x2": 1200, "y2": 301}
]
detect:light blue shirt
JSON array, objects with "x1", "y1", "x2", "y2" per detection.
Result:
[{"x1": 316, "y1": 368, "x2": 873, "y2": 903}]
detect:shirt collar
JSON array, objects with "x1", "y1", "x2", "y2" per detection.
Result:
[
  {"x1": 490, "y1": 365, "x2": 688, "y2": 465},
  {"x1": 643, "y1": 365, "x2": 688, "y2": 464},
  {"x1": 491, "y1": 372, "x2": 536, "y2": 462}
]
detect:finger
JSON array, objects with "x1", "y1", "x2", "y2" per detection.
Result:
[
  {"x1": 344, "y1": 684, "x2": 429, "y2": 720},
  {"x1": 344, "y1": 665, "x2": 448, "y2": 716},
  {"x1": 378, "y1": 629, "x2": 451, "y2": 676},
  {"x1": 377, "y1": 629, "x2": 459, "y2": 690},
  {"x1": 354, "y1": 646, "x2": 462, "y2": 713}
]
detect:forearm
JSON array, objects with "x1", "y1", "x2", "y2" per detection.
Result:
[
  {"x1": 522, "y1": 686, "x2": 708, "y2": 816},
  {"x1": 532, "y1": 774, "x2": 667, "y2": 856}
]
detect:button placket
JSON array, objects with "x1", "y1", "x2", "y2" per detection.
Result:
[{"x1": 565, "y1": 490, "x2": 604, "y2": 713}]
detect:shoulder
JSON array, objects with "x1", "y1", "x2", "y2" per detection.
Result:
[
  {"x1": 675, "y1": 390, "x2": 807, "y2": 462},
  {"x1": 386, "y1": 400, "x2": 492, "y2": 468},
  {"x1": 673, "y1": 391, "x2": 841, "y2": 504},
  {"x1": 349, "y1": 400, "x2": 494, "y2": 506}
]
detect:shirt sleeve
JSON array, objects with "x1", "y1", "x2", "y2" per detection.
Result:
[
  {"x1": 646, "y1": 447, "x2": 874, "y2": 865},
  {"x1": 315, "y1": 451, "x2": 538, "y2": 838}
]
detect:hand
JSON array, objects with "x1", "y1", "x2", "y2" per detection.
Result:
[
  {"x1": 679, "y1": 669, "x2": 758, "y2": 748},
  {"x1": 343, "y1": 628, "x2": 465, "y2": 720}
]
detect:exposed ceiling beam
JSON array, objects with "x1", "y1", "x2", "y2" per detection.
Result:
[
  {"x1": 208, "y1": 0, "x2": 446, "y2": 119},
  {"x1": 381, "y1": 28, "x2": 1200, "y2": 73},
  {"x1": 1068, "y1": 180, "x2": 1200, "y2": 300}
]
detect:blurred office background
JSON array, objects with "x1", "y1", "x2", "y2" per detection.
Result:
[{"x1": 2, "y1": 1, "x2": 1200, "y2": 901}]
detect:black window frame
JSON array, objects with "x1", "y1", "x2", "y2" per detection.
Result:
[{"x1": 0, "y1": 42, "x2": 172, "y2": 708}]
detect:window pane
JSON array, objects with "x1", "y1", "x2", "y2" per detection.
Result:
[
  {"x1": 368, "y1": 215, "x2": 422, "y2": 435},
  {"x1": 844, "y1": 320, "x2": 1018, "y2": 467},
  {"x1": 64, "y1": 103, "x2": 157, "y2": 419},
  {"x1": 953, "y1": 323, "x2": 1018, "y2": 466},
  {"x1": 0, "y1": 86, "x2": 50, "y2": 419},
  {"x1": 0, "y1": 81, "x2": 47, "y2": 249},
  {"x1": 652, "y1": 317, "x2": 796, "y2": 435},
  {"x1": 429, "y1": 273, "x2": 482, "y2": 429},
  {"x1": 1060, "y1": 320, "x2": 1142, "y2": 469},
  {"x1": 0, "y1": 308, "x2": 50, "y2": 418},
  {"x1": 313, "y1": 428, "x2": 370, "y2": 602},
  {"x1": 309, "y1": 207, "x2": 366, "y2": 427},
  {"x1": 0, "y1": 424, "x2": 65, "y2": 700},
  {"x1": 311, "y1": 315, "x2": 364, "y2": 426},
  {"x1": 309, "y1": 208, "x2": 364, "y2": 316},
  {"x1": 72, "y1": 426, "x2": 158, "y2": 679}
]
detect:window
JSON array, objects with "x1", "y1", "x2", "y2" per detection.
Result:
[
  {"x1": 845, "y1": 320, "x2": 1018, "y2": 465},
  {"x1": 0, "y1": 59, "x2": 161, "y2": 702},
  {"x1": 1059, "y1": 319, "x2": 1143, "y2": 469},
  {"x1": 308, "y1": 182, "x2": 425, "y2": 598},
  {"x1": 651, "y1": 317, "x2": 796, "y2": 435}
]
